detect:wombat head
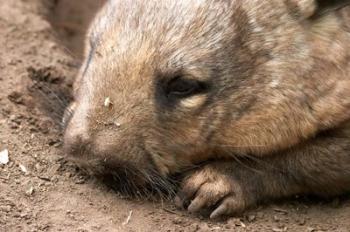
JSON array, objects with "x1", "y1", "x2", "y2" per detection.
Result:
[{"x1": 63, "y1": 0, "x2": 350, "y2": 189}]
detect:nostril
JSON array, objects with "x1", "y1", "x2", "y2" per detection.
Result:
[{"x1": 64, "y1": 132, "x2": 91, "y2": 157}]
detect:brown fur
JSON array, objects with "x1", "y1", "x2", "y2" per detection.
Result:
[{"x1": 63, "y1": 0, "x2": 350, "y2": 218}]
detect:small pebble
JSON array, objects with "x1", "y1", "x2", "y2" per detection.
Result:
[
  {"x1": 0, "y1": 149, "x2": 9, "y2": 164},
  {"x1": 247, "y1": 214, "x2": 256, "y2": 222},
  {"x1": 19, "y1": 164, "x2": 28, "y2": 174},
  {"x1": 26, "y1": 186, "x2": 34, "y2": 196}
]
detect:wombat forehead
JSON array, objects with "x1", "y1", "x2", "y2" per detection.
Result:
[
  {"x1": 90, "y1": 0, "x2": 237, "y2": 51},
  {"x1": 90, "y1": 0, "x2": 291, "y2": 46},
  {"x1": 84, "y1": 0, "x2": 293, "y2": 89},
  {"x1": 85, "y1": 2, "x2": 247, "y2": 86}
]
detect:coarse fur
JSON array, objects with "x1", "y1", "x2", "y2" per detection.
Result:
[{"x1": 63, "y1": 0, "x2": 350, "y2": 218}]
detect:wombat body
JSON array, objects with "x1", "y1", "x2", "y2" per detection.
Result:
[{"x1": 64, "y1": 0, "x2": 350, "y2": 218}]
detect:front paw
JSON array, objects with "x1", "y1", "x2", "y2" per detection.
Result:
[{"x1": 175, "y1": 162, "x2": 256, "y2": 218}]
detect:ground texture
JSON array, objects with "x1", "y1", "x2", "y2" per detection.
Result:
[{"x1": 1, "y1": 0, "x2": 350, "y2": 231}]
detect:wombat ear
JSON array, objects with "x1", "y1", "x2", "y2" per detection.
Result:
[{"x1": 286, "y1": 0, "x2": 350, "y2": 19}]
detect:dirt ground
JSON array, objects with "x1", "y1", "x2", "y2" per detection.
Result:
[{"x1": 1, "y1": 0, "x2": 350, "y2": 231}]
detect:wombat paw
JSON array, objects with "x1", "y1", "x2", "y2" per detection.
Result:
[{"x1": 175, "y1": 163, "x2": 252, "y2": 218}]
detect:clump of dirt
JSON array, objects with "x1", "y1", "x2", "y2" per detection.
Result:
[
  {"x1": 27, "y1": 66, "x2": 73, "y2": 123},
  {"x1": 0, "y1": 0, "x2": 350, "y2": 231}
]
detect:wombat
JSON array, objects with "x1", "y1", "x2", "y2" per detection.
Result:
[{"x1": 63, "y1": 0, "x2": 350, "y2": 218}]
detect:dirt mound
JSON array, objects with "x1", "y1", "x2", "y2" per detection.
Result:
[{"x1": 0, "y1": 0, "x2": 349, "y2": 231}]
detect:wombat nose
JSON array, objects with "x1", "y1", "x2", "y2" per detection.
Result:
[{"x1": 64, "y1": 130, "x2": 91, "y2": 157}]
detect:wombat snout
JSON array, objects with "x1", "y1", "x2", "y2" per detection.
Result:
[
  {"x1": 63, "y1": 112, "x2": 176, "y2": 195},
  {"x1": 64, "y1": 129, "x2": 91, "y2": 158}
]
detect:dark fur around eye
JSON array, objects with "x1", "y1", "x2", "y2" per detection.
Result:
[
  {"x1": 154, "y1": 74, "x2": 211, "y2": 109},
  {"x1": 165, "y1": 76, "x2": 209, "y2": 99}
]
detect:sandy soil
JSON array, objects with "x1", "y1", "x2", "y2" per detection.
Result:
[{"x1": 1, "y1": 0, "x2": 350, "y2": 231}]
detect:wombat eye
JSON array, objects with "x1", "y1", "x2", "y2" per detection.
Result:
[{"x1": 166, "y1": 76, "x2": 206, "y2": 98}]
